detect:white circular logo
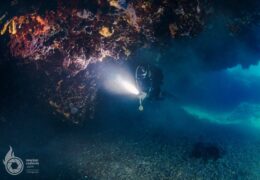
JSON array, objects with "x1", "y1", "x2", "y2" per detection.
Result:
[
  {"x1": 5, "y1": 157, "x2": 24, "y2": 175},
  {"x1": 3, "y1": 146, "x2": 24, "y2": 175}
]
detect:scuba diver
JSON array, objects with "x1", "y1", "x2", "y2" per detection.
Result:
[{"x1": 135, "y1": 63, "x2": 163, "y2": 111}]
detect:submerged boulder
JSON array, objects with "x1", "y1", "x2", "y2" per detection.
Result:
[{"x1": 190, "y1": 142, "x2": 225, "y2": 161}]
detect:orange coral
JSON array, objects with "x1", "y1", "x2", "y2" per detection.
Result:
[{"x1": 99, "y1": 26, "x2": 113, "y2": 37}]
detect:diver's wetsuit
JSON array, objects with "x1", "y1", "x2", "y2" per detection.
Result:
[
  {"x1": 136, "y1": 64, "x2": 163, "y2": 100},
  {"x1": 149, "y1": 65, "x2": 163, "y2": 100}
]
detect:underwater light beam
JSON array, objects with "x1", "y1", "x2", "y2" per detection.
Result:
[{"x1": 116, "y1": 76, "x2": 140, "y2": 95}]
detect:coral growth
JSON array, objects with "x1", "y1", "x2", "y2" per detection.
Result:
[{"x1": 0, "y1": 0, "x2": 211, "y2": 122}]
